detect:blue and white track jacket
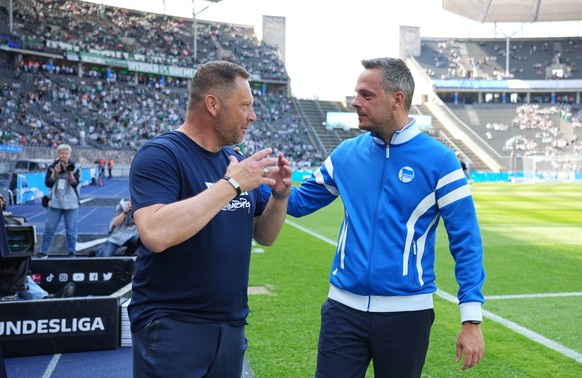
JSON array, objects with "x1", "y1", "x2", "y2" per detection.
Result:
[{"x1": 287, "y1": 119, "x2": 485, "y2": 322}]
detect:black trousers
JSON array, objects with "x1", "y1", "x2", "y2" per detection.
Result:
[
  {"x1": 316, "y1": 298, "x2": 434, "y2": 378},
  {"x1": 132, "y1": 316, "x2": 246, "y2": 378}
]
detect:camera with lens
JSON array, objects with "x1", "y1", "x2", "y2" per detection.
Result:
[
  {"x1": 60, "y1": 161, "x2": 75, "y2": 172},
  {"x1": 1, "y1": 212, "x2": 35, "y2": 257}
]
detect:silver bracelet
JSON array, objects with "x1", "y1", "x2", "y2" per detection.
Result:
[{"x1": 272, "y1": 187, "x2": 292, "y2": 200}]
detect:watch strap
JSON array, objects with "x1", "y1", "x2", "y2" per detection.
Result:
[{"x1": 221, "y1": 176, "x2": 241, "y2": 197}]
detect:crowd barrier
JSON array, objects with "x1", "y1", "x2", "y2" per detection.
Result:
[{"x1": 14, "y1": 167, "x2": 131, "y2": 204}]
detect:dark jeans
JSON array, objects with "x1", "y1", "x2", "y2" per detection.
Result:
[
  {"x1": 96, "y1": 235, "x2": 138, "y2": 257},
  {"x1": 316, "y1": 298, "x2": 434, "y2": 378},
  {"x1": 132, "y1": 316, "x2": 247, "y2": 378}
]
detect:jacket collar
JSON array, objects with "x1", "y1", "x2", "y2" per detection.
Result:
[{"x1": 371, "y1": 117, "x2": 421, "y2": 146}]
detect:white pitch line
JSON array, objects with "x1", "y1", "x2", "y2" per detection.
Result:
[
  {"x1": 486, "y1": 292, "x2": 582, "y2": 300},
  {"x1": 42, "y1": 353, "x2": 61, "y2": 378},
  {"x1": 286, "y1": 219, "x2": 582, "y2": 364},
  {"x1": 285, "y1": 220, "x2": 338, "y2": 246},
  {"x1": 436, "y1": 290, "x2": 582, "y2": 363},
  {"x1": 481, "y1": 310, "x2": 582, "y2": 363}
]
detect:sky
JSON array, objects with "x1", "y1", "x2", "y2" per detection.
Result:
[{"x1": 82, "y1": 0, "x2": 581, "y2": 101}]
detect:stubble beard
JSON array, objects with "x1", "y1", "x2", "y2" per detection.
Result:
[
  {"x1": 358, "y1": 117, "x2": 377, "y2": 134},
  {"x1": 216, "y1": 113, "x2": 246, "y2": 147},
  {"x1": 360, "y1": 110, "x2": 395, "y2": 139}
]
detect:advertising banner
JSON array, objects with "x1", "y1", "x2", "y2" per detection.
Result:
[
  {"x1": 0, "y1": 296, "x2": 119, "y2": 357},
  {"x1": 0, "y1": 258, "x2": 134, "y2": 357},
  {"x1": 29, "y1": 258, "x2": 134, "y2": 296}
]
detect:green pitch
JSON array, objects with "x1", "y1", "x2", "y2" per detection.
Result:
[{"x1": 246, "y1": 183, "x2": 582, "y2": 377}]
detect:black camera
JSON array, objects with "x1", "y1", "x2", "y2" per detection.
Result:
[
  {"x1": 60, "y1": 161, "x2": 75, "y2": 172},
  {"x1": 1, "y1": 212, "x2": 35, "y2": 257}
]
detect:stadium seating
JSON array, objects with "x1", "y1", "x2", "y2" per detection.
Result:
[
  {"x1": 447, "y1": 103, "x2": 581, "y2": 159},
  {"x1": 1, "y1": 0, "x2": 581, "y2": 171},
  {"x1": 417, "y1": 37, "x2": 582, "y2": 80}
]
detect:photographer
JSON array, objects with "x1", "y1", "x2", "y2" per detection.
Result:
[
  {"x1": 89, "y1": 199, "x2": 138, "y2": 257},
  {"x1": 37, "y1": 144, "x2": 81, "y2": 258}
]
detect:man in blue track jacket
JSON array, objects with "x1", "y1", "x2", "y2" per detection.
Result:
[{"x1": 286, "y1": 58, "x2": 486, "y2": 377}]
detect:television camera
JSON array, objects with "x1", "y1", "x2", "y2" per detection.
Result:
[{"x1": 1, "y1": 209, "x2": 36, "y2": 299}]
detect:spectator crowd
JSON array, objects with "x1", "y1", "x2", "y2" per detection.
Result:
[
  {"x1": 1, "y1": 0, "x2": 580, "y2": 168},
  {"x1": 0, "y1": 0, "x2": 323, "y2": 168}
]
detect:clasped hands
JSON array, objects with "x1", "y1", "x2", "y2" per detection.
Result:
[{"x1": 226, "y1": 147, "x2": 292, "y2": 195}]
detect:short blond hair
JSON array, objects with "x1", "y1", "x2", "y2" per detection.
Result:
[{"x1": 56, "y1": 144, "x2": 72, "y2": 153}]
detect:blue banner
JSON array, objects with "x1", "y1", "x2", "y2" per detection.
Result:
[
  {"x1": 16, "y1": 169, "x2": 93, "y2": 204},
  {"x1": 0, "y1": 145, "x2": 22, "y2": 153}
]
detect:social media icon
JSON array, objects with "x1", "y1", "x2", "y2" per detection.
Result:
[
  {"x1": 103, "y1": 272, "x2": 113, "y2": 281},
  {"x1": 72, "y1": 272, "x2": 85, "y2": 282},
  {"x1": 89, "y1": 272, "x2": 99, "y2": 281},
  {"x1": 59, "y1": 273, "x2": 68, "y2": 282}
]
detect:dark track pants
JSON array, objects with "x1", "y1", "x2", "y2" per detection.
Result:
[
  {"x1": 132, "y1": 317, "x2": 246, "y2": 378},
  {"x1": 316, "y1": 298, "x2": 434, "y2": 378}
]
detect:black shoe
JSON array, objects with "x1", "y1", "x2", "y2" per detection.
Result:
[
  {"x1": 46, "y1": 283, "x2": 76, "y2": 299},
  {"x1": 34, "y1": 253, "x2": 48, "y2": 259},
  {"x1": 60, "y1": 282, "x2": 76, "y2": 298}
]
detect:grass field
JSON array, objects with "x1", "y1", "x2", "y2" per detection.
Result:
[{"x1": 245, "y1": 182, "x2": 582, "y2": 377}]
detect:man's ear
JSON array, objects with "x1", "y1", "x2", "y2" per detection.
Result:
[
  {"x1": 392, "y1": 91, "x2": 406, "y2": 110},
  {"x1": 205, "y1": 94, "x2": 220, "y2": 116}
]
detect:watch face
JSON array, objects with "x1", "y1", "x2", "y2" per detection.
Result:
[{"x1": 228, "y1": 177, "x2": 239, "y2": 189}]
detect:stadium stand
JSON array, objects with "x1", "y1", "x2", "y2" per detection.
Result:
[
  {"x1": 409, "y1": 33, "x2": 582, "y2": 172},
  {"x1": 417, "y1": 37, "x2": 582, "y2": 81},
  {"x1": 2, "y1": 2, "x2": 582, "y2": 375},
  {"x1": 0, "y1": 0, "x2": 316, "y2": 165},
  {"x1": 446, "y1": 103, "x2": 581, "y2": 166},
  {"x1": 293, "y1": 98, "x2": 362, "y2": 156},
  {"x1": 1, "y1": 0, "x2": 581, "y2": 176}
]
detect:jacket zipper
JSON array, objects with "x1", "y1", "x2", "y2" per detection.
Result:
[{"x1": 366, "y1": 143, "x2": 390, "y2": 311}]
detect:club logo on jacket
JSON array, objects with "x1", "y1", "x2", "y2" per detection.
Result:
[{"x1": 398, "y1": 166, "x2": 414, "y2": 183}]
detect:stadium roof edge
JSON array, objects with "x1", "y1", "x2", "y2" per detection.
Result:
[{"x1": 442, "y1": 0, "x2": 582, "y2": 23}]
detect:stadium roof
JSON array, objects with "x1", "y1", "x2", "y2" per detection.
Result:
[{"x1": 442, "y1": 0, "x2": 582, "y2": 23}]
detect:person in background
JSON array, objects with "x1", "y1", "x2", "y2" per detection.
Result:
[
  {"x1": 128, "y1": 60, "x2": 293, "y2": 377},
  {"x1": 37, "y1": 144, "x2": 81, "y2": 258},
  {"x1": 107, "y1": 159, "x2": 114, "y2": 179},
  {"x1": 287, "y1": 57, "x2": 485, "y2": 377},
  {"x1": 17, "y1": 277, "x2": 75, "y2": 300},
  {"x1": 457, "y1": 151, "x2": 472, "y2": 183},
  {"x1": 89, "y1": 199, "x2": 138, "y2": 257},
  {"x1": 98, "y1": 159, "x2": 106, "y2": 185}
]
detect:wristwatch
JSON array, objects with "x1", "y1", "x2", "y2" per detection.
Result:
[
  {"x1": 222, "y1": 176, "x2": 241, "y2": 197},
  {"x1": 463, "y1": 320, "x2": 482, "y2": 325},
  {"x1": 272, "y1": 186, "x2": 292, "y2": 200}
]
